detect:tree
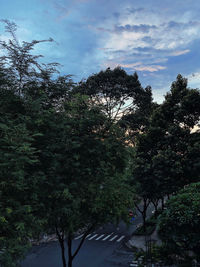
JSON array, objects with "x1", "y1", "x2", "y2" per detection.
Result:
[
  {"x1": 149, "y1": 75, "x2": 200, "y2": 190},
  {"x1": 0, "y1": 88, "x2": 42, "y2": 266},
  {"x1": 74, "y1": 67, "x2": 153, "y2": 127},
  {"x1": 35, "y1": 94, "x2": 135, "y2": 267},
  {"x1": 184, "y1": 131, "x2": 200, "y2": 183},
  {"x1": 0, "y1": 21, "x2": 73, "y2": 266},
  {"x1": 131, "y1": 75, "x2": 200, "y2": 227},
  {"x1": 0, "y1": 20, "x2": 58, "y2": 95},
  {"x1": 0, "y1": 20, "x2": 74, "y2": 109},
  {"x1": 158, "y1": 182, "x2": 200, "y2": 263}
]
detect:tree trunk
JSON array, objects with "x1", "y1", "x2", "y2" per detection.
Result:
[
  {"x1": 60, "y1": 238, "x2": 67, "y2": 267},
  {"x1": 67, "y1": 235, "x2": 73, "y2": 267},
  {"x1": 136, "y1": 197, "x2": 150, "y2": 233},
  {"x1": 67, "y1": 225, "x2": 95, "y2": 267},
  {"x1": 142, "y1": 211, "x2": 146, "y2": 233},
  {"x1": 161, "y1": 197, "x2": 164, "y2": 210},
  {"x1": 56, "y1": 226, "x2": 67, "y2": 267},
  {"x1": 151, "y1": 199, "x2": 159, "y2": 218}
]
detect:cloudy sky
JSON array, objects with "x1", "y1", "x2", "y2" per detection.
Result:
[{"x1": 1, "y1": 0, "x2": 200, "y2": 103}]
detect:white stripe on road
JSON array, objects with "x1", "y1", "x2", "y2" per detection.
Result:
[
  {"x1": 88, "y1": 234, "x2": 98, "y2": 240},
  {"x1": 95, "y1": 234, "x2": 105, "y2": 240},
  {"x1": 116, "y1": 235, "x2": 125, "y2": 242},
  {"x1": 109, "y1": 235, "x2": 118, "y2": 241},
  {"x1": 74, "y1": 234, "x2": 84, "y2": 240},
  {"x1": 102, "y1": 233, "x2": 113, "y2": 241},
  {"x1": 75, "y1": 233, "x2": 126, "y2": 243}
]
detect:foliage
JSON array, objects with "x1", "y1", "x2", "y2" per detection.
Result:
[
  {"x1": 158, "y1": 182, "x2": 200, "y2": 261},
  {"x1": 133, "y1": 216, "x2": 157, "y2": 236},
  {"x1": 0, "y1": 21, "x2": 72, "y2": 266},
  {"x1": 0, "y1": 90, "x2": 41, "y2": 266},
  {"x1": 0, "y1": 20, "x2": 58, "y2": 93},
  {"x1": 132, "y1": 74, "x2": 200, "y2": 207},
  {"x1": 74, "y1": 67, "x2": 153, "y2": 128},
  {"x1": 35, "y1": 94, "x2": 135, "y2": 266}
]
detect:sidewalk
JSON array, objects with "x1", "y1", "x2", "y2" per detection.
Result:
[
  {"x1": 126, "y1": 228, "x2": 161, "y2": 250},
  {"x1": 31, "y1": 234, "x2": 58, "y2": 245}
]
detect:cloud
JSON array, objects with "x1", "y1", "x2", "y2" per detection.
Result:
[
  {"x1": 121, "y1": 63, "x2": 166, "y2": 72},
  {"x1": 96, "y1": 23, "x2": 157, "y2": 34},
  {"x1": 103, "y1": 60, "x2": 141, "y2": 69},
  {"x1": 114, "y1": 24, "x2": 157, "y2": 33},
  {"x1": 141, "y1": 36, "x2": 153, "y2": 43},
  {"x1": 131, "y1": 47, "x2": 190, "y2": 57},
  {"x1": 103, "y1": 60, "x2": 166, "y2": 73},
  {"x1": 126, "y1": 7, "x2": 145, "y2": 14},
  {"x1": 119, "y1": 62, "x2": 142, "y2": 68},
  {"x1": 134, "y1": 65, "x2": 166, "y2": 72},
  {"x1": 187, "y1": 71, "x2": 200, "y2": 88},
  {"x1": 165, "y1": 20, "x2": 200, "y2": 29},
  {"x1": 170, "y1": 49, "x2": 190, "y2": 56}
]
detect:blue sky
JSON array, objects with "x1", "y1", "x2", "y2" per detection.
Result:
[{"x1": 1, "y1": 0, "x2": 200, "y2": 103}]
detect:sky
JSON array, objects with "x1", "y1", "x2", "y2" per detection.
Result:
[{"x1": 1, "y1": 0, "x2": 200, "y2": 103}]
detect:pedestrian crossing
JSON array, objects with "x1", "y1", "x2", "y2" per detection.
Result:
[{"x1": 74, "y1": 232, "x2": 125, "y2": 243}]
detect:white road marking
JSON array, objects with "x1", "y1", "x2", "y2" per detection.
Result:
[
  {"x1": 74, "y1": 234, "x2": 84, "y2": 240},
  {"x1": 109, "y1": 235, "x2": 118, "y2": 241},
  {"x1": 102, "y1": 233, "x2": 113, "y2": 241},
  {"x1": 77, "y1": 231, "x2": 126, "y2": 243},
  {"x1": 88, "y1": 234, "x2": 98, "y2": 240},
  {"x1": 116, "y1": 235, "x2": 125, "y2": 242},
  {"x1": 85, "y1": 234, "x2": 92, "y2": 239},
  {"x1": 95, "y1": 234, "x2": 105, "y2": 240}
]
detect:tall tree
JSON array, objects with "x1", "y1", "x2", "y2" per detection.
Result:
[
  {"x1": 0, "y1": 21, "x2": 73, "y2": 266},
  {"x1": 36, "y1": 94, "x2": 135, "y2": 267},
  {"x1": 132, "y1": 74, "x2": 200, "y2": 225},
  {"x1": 0, "y1": 87, "x2": 41, "y2": 266},
  {"x1": 74, "y1": 67, "x2": 153, "y2": 127}
]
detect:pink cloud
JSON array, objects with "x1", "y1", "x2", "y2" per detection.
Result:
[
  {"x1": 134, "y1": 65, "x2": 166, "y2": 72},
  {"x1": 170, "y1": 49, "x2": 190, "y2": 56},
  {"x1": 102, "y1": 61, "x2": 166, "y2": 72},
  {"x1": 103, "y1": 61, "x2": 142, "y2": 69}
]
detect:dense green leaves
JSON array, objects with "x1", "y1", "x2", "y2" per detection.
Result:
[
  {"x1": 158, "y1": 182, "x2": 200, "y2": 261},
  {"x1": 132, "y1": 75, "x2": 200, "y2": 199},
  {"x1": 74, "y1": 67, "x2": 152, "y2": 123},
  {"x1": 0, "y1": 111, "x2": 40, "y2": 266},
  {"x1": 131, "y1": 74, "x2": 200, "y2": 233}
]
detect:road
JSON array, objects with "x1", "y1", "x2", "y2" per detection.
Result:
[
  {"x1": 21, "y1": 221, "x2": 136, "y2": 267},
  {"x1": 21, "y1": 203, "x2": 155, "y2": 267}
]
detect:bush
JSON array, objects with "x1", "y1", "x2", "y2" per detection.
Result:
[{"x1": 134, "y1": 216, "x2": 157, "y2": 235}]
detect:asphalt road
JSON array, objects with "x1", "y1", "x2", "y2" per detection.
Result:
[
  {"x1": 21, "y1": 203, "x2": 156, "y2": 267},
  {"x1": 21, "y1": 221, "x2": 138, "y2": 267},
  {"x1": 21, "y1": 237, "x2": 134, "y2": 267}
]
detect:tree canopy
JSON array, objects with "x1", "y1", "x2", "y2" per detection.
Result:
[
  {"x1": 158, "y1": 182, "x2": 200, "y2": 262},
  {"x1": 74, "y1": 67, "x2": 153, "y2": 123},
  {"x1": 0, "y1": 21, "x2": 135, "y2": 267}
]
